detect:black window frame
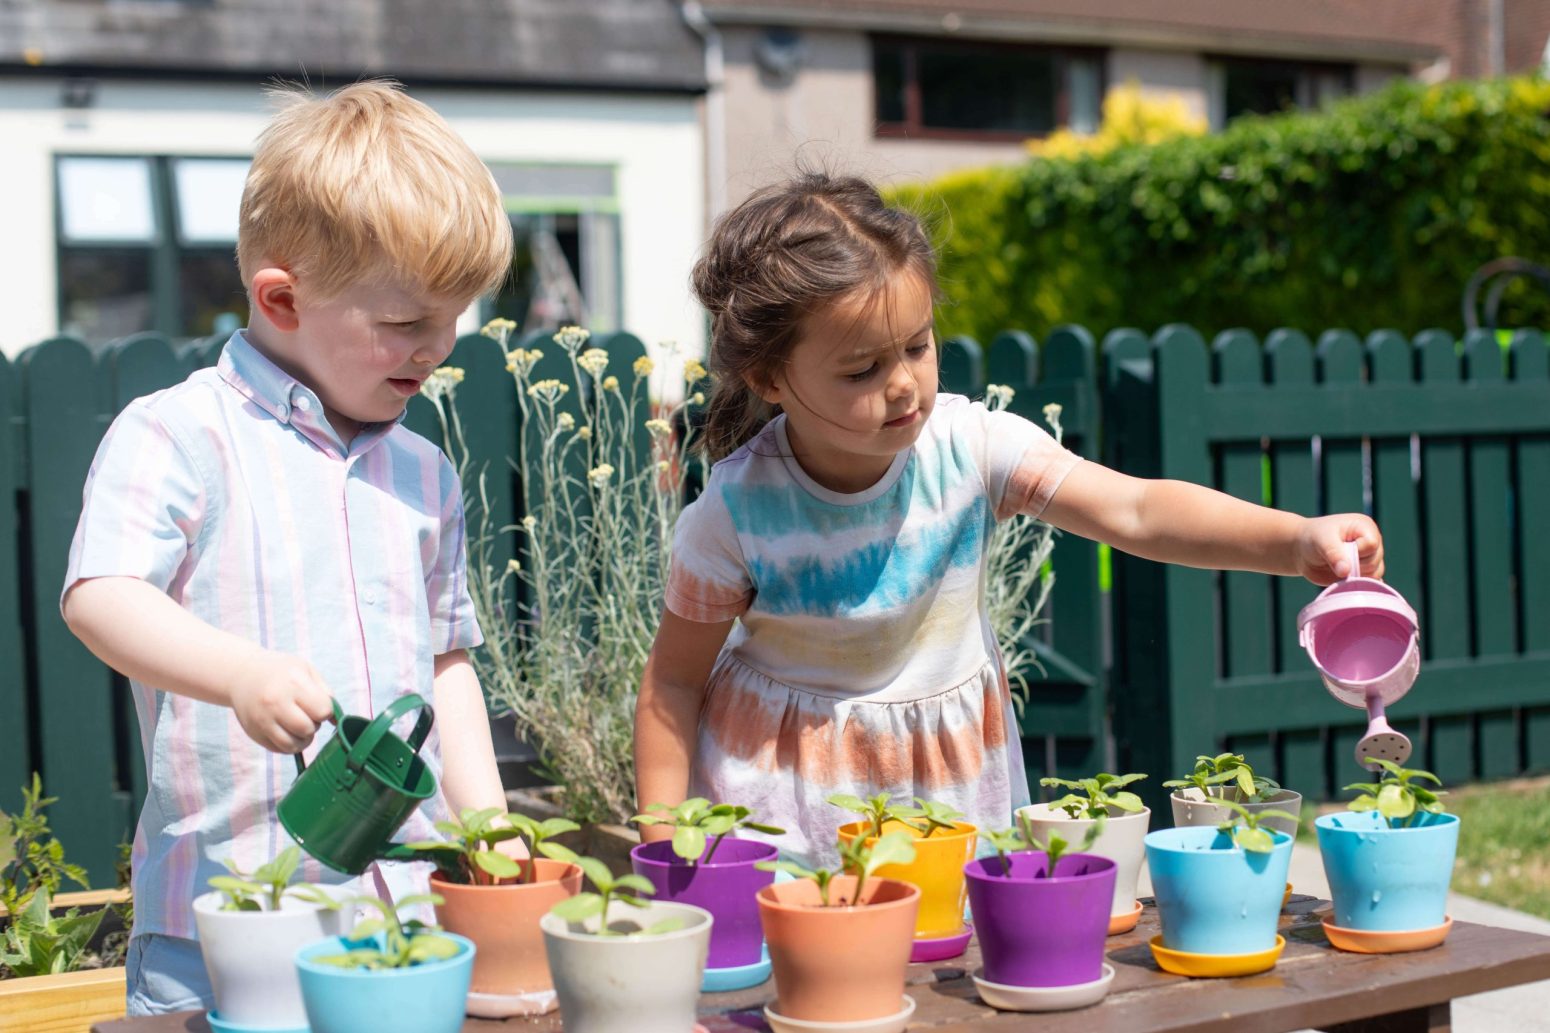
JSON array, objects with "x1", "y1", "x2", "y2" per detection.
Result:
[{"x1": 871, "y1": 34, "x2": 1107, "y2": 142}]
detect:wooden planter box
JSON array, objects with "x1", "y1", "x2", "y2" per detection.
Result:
[{"x1": 0, "y1": 889, "x2": 130, "y2": 1033}]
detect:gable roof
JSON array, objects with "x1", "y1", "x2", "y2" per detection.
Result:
[
  {"x1": 0, "y1": 0, "x2": 706, "y2": 92},
  {"x1": 699, "y1": 0, "x2": 1451, "y2": 65}
]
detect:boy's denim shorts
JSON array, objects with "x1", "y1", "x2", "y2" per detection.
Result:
[{"x1": 126, "y1": 933, "x2": 214, "y2": 1017}]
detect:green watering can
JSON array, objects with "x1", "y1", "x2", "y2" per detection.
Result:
[{"x1": 277, "y1": 694, "x2": 437, "y2": 875}]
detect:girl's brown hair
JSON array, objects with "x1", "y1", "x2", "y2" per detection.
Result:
[{"x1": 691, "y1": 172, "x2": 938, "y2": 462}]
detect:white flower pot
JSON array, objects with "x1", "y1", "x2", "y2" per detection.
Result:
[
  {"x1": 540, "y1": 901, "x2": 712, "y2": 1033},
  {"x1": 1170, "y1": 788, "x2": 1303, "y2": 838},
  {"x1": 1015, "y1": 804, "x2": 1151, "y2": 920},
  {"x1": 193, "y1": 889, "x2": 348, "y2": 1028}
]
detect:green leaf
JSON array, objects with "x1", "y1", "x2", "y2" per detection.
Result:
[
  {"x1": 1375, "y1": 784, "x2": 1415, "y2": 822},
  {"x1": 865, "y1": 831, "x2": 917, "y2": 874},
  {"x1": 642, "y1": 917, "x2": 685, "y2": 936},
  {"x1": 671, "y1": 825, "x2": 707, "y2": 863},
  {"x1": 1109, "y1": 792, "x2": 1144, "y2": 812},
  {"x1": 1234, "y1": 826, "x2": 1275, "y2": 853},
  {"x1": 612, "y1": 874, "x2": 657, "y2": 897},
  {"x1": 539, "y1": 842, "x2": 581, "y2": 866},
  {"x1": 474, "y1": 851, "x2": 524, "y2": 879},
  {"x1": 574, "y1": 856, "x2": 614, "y2": 890},
  {"x1": 550, "y1": 893, "x2": 604, "y2": 923}
]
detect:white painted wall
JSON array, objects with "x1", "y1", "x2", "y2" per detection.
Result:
[{"x1": 0, "y1": 78, "x2": 706, "y2": 363}]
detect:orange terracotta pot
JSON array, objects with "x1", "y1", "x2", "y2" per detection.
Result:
[
  {"x1": 431, "y1": 859, "x2": 582, "y2": 999},
  {"x1": 756, "y1": 876, "x2": 920, "y2": 1023}
]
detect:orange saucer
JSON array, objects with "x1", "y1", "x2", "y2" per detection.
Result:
[
  {"x1": 1108, "y1": 900, "x2": 1143, "y2": 935},
  {"x1": 1282, "y1": 883, "x2": 1292, "y2": 909},
  {"x1": 1149, "y1": 935, "x2": 1284, "y2": 977},
  {"x1": 1321, "y1": 915, "x2": 1452, "y2": 954}
]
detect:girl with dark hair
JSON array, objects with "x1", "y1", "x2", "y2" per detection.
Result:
[{"x1": 635, "y1": 172, "x2": 1383, "y2": 865}]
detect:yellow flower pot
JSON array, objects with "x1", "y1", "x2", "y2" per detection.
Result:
[{"x1": 837, "y1": 820, "x2": 977, "y2": 939}]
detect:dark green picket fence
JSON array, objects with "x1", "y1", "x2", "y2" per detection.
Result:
[{"x1": 5, "y1": 324, "x2": 1549, "y2": 885}]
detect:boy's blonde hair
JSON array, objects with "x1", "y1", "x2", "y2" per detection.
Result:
[{"x1": 238, "y1": 80, "x2": 512, "y2": 302}]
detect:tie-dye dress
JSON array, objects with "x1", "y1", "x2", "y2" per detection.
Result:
[{"x1": 664, "y1": 393, "x2": 1082, "y2": 866}]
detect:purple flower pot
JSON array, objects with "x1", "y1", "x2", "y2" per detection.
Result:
[
  {"x1": 964, "y1": 852, "x2": 1116, "y2": 988},
  {"x1": 630, "y1": 837, "x2": 777, "y2": 968}
]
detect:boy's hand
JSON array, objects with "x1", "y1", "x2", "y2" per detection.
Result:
[
  {"x1": 1295, "y1": 514, "x2": 1384, "y2": 586},
  {"x1": 228, "y1": 649, "x2": 336, "y2": 754}
]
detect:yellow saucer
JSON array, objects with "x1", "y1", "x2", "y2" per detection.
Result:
[
  {"x1": 1282, "y1": 883, "x2": 1293, "y2": 909},
  {"x1": 1108, "y1": 900, "x2": 1143, "y2": 935},
  {"x1": 1149, "y1": 934, "x2": 1285, "y2": 977}
]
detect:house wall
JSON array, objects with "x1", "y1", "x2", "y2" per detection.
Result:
[
  {"x1": 0, "y1": 78, "x2": 706, "y2": 360},
  {"x1": 720, "y1": 25, "x2": 1414, "y2": 210}
]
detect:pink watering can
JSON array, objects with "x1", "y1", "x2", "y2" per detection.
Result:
[{"x1": 1296, "y1": 541, "x2": 1420, "y2": 770}]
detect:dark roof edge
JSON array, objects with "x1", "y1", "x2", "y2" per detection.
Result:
[
  {"x1": 698, "y1": 6, "x2": 1441, "y2": 65},
  {"x1": 0, "y1": 61, "x2": 708, "y2": 96}
]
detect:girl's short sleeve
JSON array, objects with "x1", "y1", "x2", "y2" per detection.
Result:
[
  {"x1": 962, "y1": 401, "x2": 1083, "y2": 521},
  {"x1": 664, "y1": 483, "x2": 753, "y2": 623}
]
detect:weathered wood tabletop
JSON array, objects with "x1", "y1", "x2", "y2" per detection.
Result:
[{"x1": 94, "y1": 895, "x2": 1550, "y2": 1033}]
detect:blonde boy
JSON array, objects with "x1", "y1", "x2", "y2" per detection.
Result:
[{"x1": 61, "y1": 82, "x2": 514, "y2": 1016}]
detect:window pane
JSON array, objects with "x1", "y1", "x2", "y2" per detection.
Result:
[
  {"x1": 58, "y1": 157, "x2": 156, "y2": 243},
  {"x1": 58, "y1": 248, "x2": 153, "y2": 344},
  {"x1": 1068, "y1": 55, "x2": 1102, "y2": 135},
  {"x1": 873, "y1": 40, "x2": 906, "y2": 124},
  {"x1": 1224, "y1": 62, "x2": 1301, "y2": 120},
  {"x1": 173, "y1": 158, "x2": 249, "y2": 244},
  {"x1": 919, "y1": 47, "x2": 1056, "y2": 133},
  {"x1": 179, "y1": 250, "x2": 247, "y2": 337}
]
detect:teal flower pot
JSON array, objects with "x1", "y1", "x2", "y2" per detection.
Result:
[
  {"x1": 1144, "y1": 827, "x2": 1293, "y2": 955},
  {"x1": 295, "y1": 933, "x2": 474, "y2": 1033},
  {"x1": 1315, "y1": 810, "x2": 1459, "y2": 931}
]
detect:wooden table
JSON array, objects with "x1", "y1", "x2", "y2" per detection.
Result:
[{"x1": 94, "y1": 895, "x2": 1550, "y2": 1033}]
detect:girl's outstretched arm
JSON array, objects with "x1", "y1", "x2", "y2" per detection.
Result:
[
  {"x1": 1042, "y1": 461, "x2": 1383, "y2": 586},
  {"x1": 634, "y1": 610, "x2": 736, "y2": 843}
]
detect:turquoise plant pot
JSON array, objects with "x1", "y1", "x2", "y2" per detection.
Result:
[
  {"x1": 1315, "y1": 810, "x2": 1459, "y2": 931},
  {"x1": 295, "y1": 932, "x2": 475, "y2": 1033},
  {"x1": 1144, "y1": 826, "x2": 1293, "y2": 955}
]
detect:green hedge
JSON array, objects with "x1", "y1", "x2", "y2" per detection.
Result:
[{"x1": 892, "y1": 77, "x2": 1550, "y2": 344}]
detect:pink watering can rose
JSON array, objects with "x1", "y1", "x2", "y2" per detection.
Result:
[{"x1": 1296, "y1": 541, "x2": 1420, "y2": 770}]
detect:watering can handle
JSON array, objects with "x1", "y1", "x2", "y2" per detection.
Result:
[
  {"x1": 1345, "y1": 540, "x2": 1362, "y2": 582},
  {"x1": 341, "y1": 694, "x2": 436, "y2": 779},
  {"x1": 292, "y1": 700, "x2": 346, "y2": 776}
]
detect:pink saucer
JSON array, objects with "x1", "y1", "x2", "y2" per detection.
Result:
[{"x1": 911, "y1": 923, "x2": 973, "y2": 962}]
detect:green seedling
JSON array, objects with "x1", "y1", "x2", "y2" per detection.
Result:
[
  {"x1": 630, "y1": 798, "x2": 784, "y2": 864},
  {"x1": 826, "y1": 793, "x2": 924, "y2": 839},
  {"x1": 0, "y1": 887, "x2": 104, "y2": 977},
  {"x1": 757, "y1": 831, "x2": 917, "y2": 907},
  {"x1": 1212, "y1": 799, "x2": 1299, "y2": 853},
  {"x1": 1040, "y1": 772, "x2": 1148, "y2": 820},
  {"x1": 1344, "y1": 758, "x2": 1447, "y2": 828},
  {"x1": 910, "y1": 798, "x2": 966, "y2": 838},
  {"x1": 310, "y1": 893, "x2": 462, "y2": 971},
  {"x1": 0, "y1": 773, "x2": 89, "y2": 916},
  {"x1": 207, "y1": 845, "x2": 342, "y2": 913},
  {"x1": 978, "y1": 826, "x2": 1030, "y2": 877},
  {"x1": 1163, "y1": 753, "x2": 1281, "y2": 803},
  {"x1": 405, "y1": 807, "x2": 579, "y2": 885},
  {"x1": 546, "y1": 845, "x2": 682, "y2": 936}
]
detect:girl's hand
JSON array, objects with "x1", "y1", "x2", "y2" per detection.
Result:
[{"x1": 1295, "y1": 514, "x2": 1384, "y2": 586}]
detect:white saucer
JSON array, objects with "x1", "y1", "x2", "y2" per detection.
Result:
[
  {"x1": 973, "y1": 963, "x2": 1116, "y2": 1012},
  {"x1": 763, "y1": 994, "x2": 916, "y2": 1033},
  {"x1": 465, "y1": 987, "x2": 559, "y2": 1017}
]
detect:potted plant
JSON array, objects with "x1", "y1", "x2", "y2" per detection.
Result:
[
  {"x1": 1145, "y1": 800, "x2": 1296, "y2": 967},
  {"x1": 1164, "y1": 752, "x2": 1302, "y2": 837},
  {"x1": 1316, "y1": 759, "x2": 1458, "y2": 949},
  {"x1": 755, "y1": 831, "x2": 920, "y2": 1029},
  {"x1": 539, "y1": 849, "x2": 713, "y2": 1033},
  {"x1": 295, "y1": 892, "x2": 472, "y2": 1033},
  {"x1": 191, "y1": 844, "x2": 346, "y2": 1031},
  {"x1": 404, "y1": 807, "x2": 582, "y2": 1016},
  {"x1": 629, "y1": 798, "x2": 782, "y2": 976},
  {"x1": 1017, "y1": 771, "x2": 1150, "y2": 933},
  {"x1": 964, "y1": 822, "x2": 1115, "y2": 1007},
  {"x1": 0, "y1": 777, "x2": 130, "y2": 1031},
  {"x1": 832, "y1": 792, "x2": 976, "y2": 957}
]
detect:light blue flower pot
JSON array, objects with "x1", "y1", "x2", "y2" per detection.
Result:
[
  {"x1": 295, "y1": 932, "x2": 474, "y2": 1033},
  {"x1": 1315, "y1": 810, "x2": 1459, "y2": 931},
  {"x1": 1144, "y1": 826, "x2": 1293, "y2": 955}
]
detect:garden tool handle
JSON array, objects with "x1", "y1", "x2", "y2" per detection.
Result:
[
  {"x1": 344, "y1": 693, "x2": 436, "y2": 778},
  {"x1": 292, "y1": 700, "x2": 346, "y2": 776}
]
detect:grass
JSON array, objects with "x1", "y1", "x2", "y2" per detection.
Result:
[{"x1": 1449, "y1": 777, "x2": 1550, "y2": 921}]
